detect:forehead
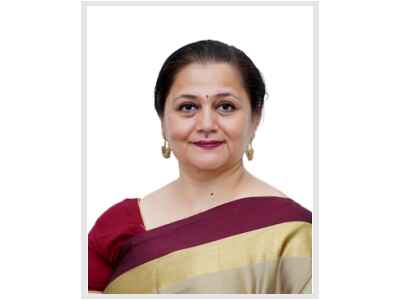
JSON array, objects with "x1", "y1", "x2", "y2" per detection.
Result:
[{"x1": 169, "y1": 62, "x2": 245, "y2": 96}]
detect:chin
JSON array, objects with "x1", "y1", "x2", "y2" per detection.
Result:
[{"x1": 188, "y1": 157, "x2": 227, "y2": 171}]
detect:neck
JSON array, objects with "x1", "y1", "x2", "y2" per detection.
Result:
[{"x1": 172, "y1": 159, "x2": 251, "y2": 211}]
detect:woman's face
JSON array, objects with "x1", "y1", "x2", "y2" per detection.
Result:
[{"x1": 162, "y1": 62, "x2": 260, "y2": 171}]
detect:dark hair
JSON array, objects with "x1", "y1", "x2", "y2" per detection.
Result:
[{"x1": 154, "y1": 40, "x2": 266, "y2": 119}]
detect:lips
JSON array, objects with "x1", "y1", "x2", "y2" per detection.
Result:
[
  {"x1": 193, "y1": 140, "x2": 224, "y2": 146},
  {"x1": 193, "y1": 140, "x2": 225, "y2": 150}
]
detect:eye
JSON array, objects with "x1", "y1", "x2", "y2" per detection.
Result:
[
  {"x1": 178, "y1": 103, "x2": 198, "y2": 113},
  {"x1": 217, "y1": 102, "x2": 236, "y2": 113}
]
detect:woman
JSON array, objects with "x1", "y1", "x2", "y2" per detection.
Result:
[{"x1": 88, "y1": 40, "x2": 312, "y2": 294}]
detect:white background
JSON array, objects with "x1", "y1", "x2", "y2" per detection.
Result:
[
  {"x1": 1, "y1": 0, "x2": 400, "y2": 300},
  {"x1": 86, "y1": 5, "x2": 314, "y2": 228}
]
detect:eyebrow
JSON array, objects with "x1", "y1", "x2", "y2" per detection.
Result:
[{"x1": 173, "y1": 92, "x2": 242, "y2": 102}]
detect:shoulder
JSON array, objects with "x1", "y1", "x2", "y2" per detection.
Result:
[
  {"x1": 91, "y1": 198, "x2": 142, "y2": 228},
  {"x1": 243, "y1": 173, "x2": 289, "y2": 198},
  {"x1": 140, "y1": 180, "x2": 178, "y2": 211},
  {"x1": 274, "y1": 197, "x2": 312, "y2": 224},
  {"x1": 88, "y1": 198, "x2": 145, "y2": 292},
  {"x1": 245, "y1": 175, "x2": 311, "y2": 220},
  {"x1": 89, "y1": 198, "x2": 145, "y2": 263},
  {"x1": 142, "y1": 180, "x2": 176, "y2": 201}
]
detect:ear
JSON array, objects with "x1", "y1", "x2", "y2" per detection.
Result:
[
  {"x1": 251, "y1": 113, "x2": 261, "y2": 138},
  {"x1": 161, "y1": 119, "x2": 166, "y2": 140},
  {"x1": 161, "y1": 128, "x2": 165, "y2": 140}
]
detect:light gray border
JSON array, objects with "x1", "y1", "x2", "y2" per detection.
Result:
[
  {"x1": 82, "y1": 1, "x2": 319, "y2": 299},
  {"x1": 83, "y1": 1, "x2": 316, "y2": 5},
  {"x1": 312, "y1": 3, "x2": 319, "y2": 298},
  {"x1": 82, "y1": 1, "x2": 88, "y2": 297}
]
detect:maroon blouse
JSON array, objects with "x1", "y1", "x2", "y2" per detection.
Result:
[{"x1": 88, "y1": 198, "x2": 145, "y2": 291}]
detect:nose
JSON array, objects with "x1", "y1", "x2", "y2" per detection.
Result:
[{"x1": 196, "y1": 106, "x2": 217, "y2": 137}]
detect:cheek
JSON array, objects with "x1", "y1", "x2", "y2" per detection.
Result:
[
  {"x1": 221, "y1": 117, "x2": 250, "y2": 141},
  {"x1": 165, "y1": 115, "x2": 194, "y2": 141}
]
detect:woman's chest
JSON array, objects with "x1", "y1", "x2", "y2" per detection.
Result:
[{"x1": 105, "y1": 232, "x2": 283, "y2": 293}]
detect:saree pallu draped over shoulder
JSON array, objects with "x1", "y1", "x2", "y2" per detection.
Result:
[{"x1": 102, "y1": 196, "x2": 312, "y2": 294}]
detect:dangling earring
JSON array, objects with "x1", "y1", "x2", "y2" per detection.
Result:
[
  {"x1": 161, "y1": 139, "x2": 171, "y2": 159},
  {"x1": 246, "y1": 141, "x2": 254, "y2": 161}
]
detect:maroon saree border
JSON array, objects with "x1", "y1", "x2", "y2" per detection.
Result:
[{"x1": 110, "y1": 196, "x2": 311, "y2": 283}]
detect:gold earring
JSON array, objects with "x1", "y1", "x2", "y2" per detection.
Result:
[
  {"x1": 245, "y1": 142, "x2": 254, "y2": 161},
  {"x1": 161, "y1": 139, "x2": 171, "y2": 159}
]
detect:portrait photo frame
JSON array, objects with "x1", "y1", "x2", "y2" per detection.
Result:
[{"x1": 82, "y1": 1, "x2": 318, "y2": 297}]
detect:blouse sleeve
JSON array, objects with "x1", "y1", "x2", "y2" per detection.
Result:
[
  {"x1": 88, "y1": 198, "x2": 145, "y2": 292},
  {"x1": 88, "y1": 231, "x2": 112, "y2": 291}
]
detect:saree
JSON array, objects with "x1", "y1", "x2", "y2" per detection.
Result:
[{"x1": 88, "y1": 196, "x2": 312, "y2": 294}]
